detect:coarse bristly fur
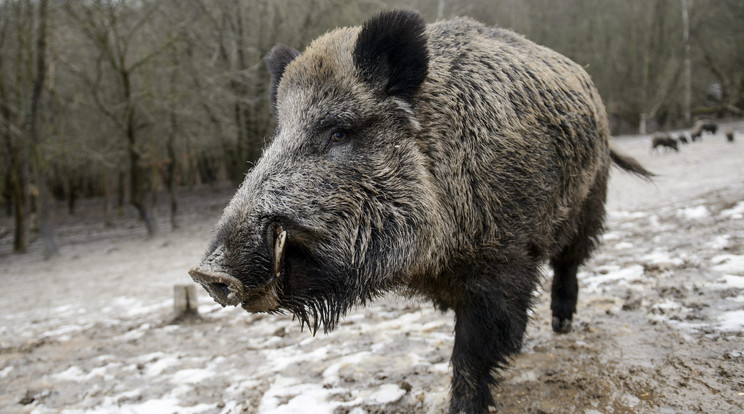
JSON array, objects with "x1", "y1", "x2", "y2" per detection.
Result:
[{"x1": 190, "y1": 9, "x2": 652, "y2": 414}]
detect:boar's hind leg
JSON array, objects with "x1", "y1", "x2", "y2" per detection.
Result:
[
  {"x1": 450, "y1": 275, "x2": 534, "y2": 414},
  {"x1": 549, "y1": 257, "x2": 579, "y2": 334},
  {"x1": 550, "y1": 174, "x2": 608, "y2": 334}
]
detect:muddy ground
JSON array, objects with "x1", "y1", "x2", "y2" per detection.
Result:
[{"x1": 1, "y1": 124, "x2": 743, "y2": 413}]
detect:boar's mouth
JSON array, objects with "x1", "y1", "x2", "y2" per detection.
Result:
[{"x1": 189, "y1": 227, "x2": 288, "y2": 312}]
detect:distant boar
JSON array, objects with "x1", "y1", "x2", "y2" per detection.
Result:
[
  {"x1": 190, "y1": 10, "x2": 651, "y2": 413},
  {"x1": 651, "y1": 133, "x2": 679, "y2": 152},
  {"x1": 691, "y1": 120, "x2": 717, "y2": 141},
  {"x1": 726, "y1": 129, "x2": 735, "y2": 143},
  {"x1": 691, "y1": 129, "x2": 702, "y2": 141},
  {"x1": 700, "y1": 120, "x2": 718, "y2": 134}
]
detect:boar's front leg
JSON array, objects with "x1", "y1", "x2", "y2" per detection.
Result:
[{"x1": 449, "y1": 275, "x2": 534, "y2": 414}]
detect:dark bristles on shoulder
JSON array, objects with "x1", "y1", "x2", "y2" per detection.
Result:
[{"x1": 353, "y1": 9, "x2": 429, "y2": 101}]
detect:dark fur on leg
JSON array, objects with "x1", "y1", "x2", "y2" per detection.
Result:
[
  {"x1": 550, "y1": 262, "x2": 579, "y2": 333},
  {"x1": 449, "y1": 267, "x2": 536, "y2": 413},
  {"x1": 550, "y1": 173, "x2": 608, "y2": 333}
]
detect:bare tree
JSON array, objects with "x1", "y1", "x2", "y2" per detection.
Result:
[
  {"x1": 64, "y1": 0, "x2": 181, "y2": 237},
  {"x1": 1, "y1": 0, "x2": 54, "y2": 254},
  {"x1": 690, "y1": 0, "x2": 744, "y2": 117},
  {"x1": 28, "y1": 0, "x2": 58, "y2": 258},
  {"x1": 681, "y1": 0, "x2": 692, "y2": 124},
  {"x1": 0, "y1": 1, "x2": 29, "y2": 253},
  {"x1": 4, "y1": 0, "x2": 744, "y2": 254}
]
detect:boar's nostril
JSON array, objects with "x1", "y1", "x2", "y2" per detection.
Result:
[
  {"x1": 189, "y1": 261, "x2": 244, "y2": 308},
  {"x1": 206, "y1": 282, "x2": 242, "y2": 307},
  {"x1": 208, "y1": 282, "x2": 229, "y2": 302}
]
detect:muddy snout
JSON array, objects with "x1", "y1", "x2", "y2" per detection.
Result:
[
  {"x1": 189, "y1": 246, "x2": 244, "y2": 307},
  {"x1": 189, "y1": 226, "x2": 288, "y2": 311}
]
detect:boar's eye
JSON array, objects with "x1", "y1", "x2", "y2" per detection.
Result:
[{"x1": 330, "y1": 130, "x2": 348, "y2": 143}]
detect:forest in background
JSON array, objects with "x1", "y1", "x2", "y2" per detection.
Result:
[{"x1": 2, "y1": 0, "x2": 743, "y2": 256}]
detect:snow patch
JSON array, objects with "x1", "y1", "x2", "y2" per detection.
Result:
[
  {"x1": 430, "y1": 362, "x2": 450, "y2": 374},
  {"x1": 322, "y1": 352, "x2": 373, "y2": 383},
  {"x1": 258, "y1": 380, "x2": 405, "y2": 414},
  {"x1": 0, "y1": 365, "x2": 14, "y2": 378},
  {"x1": 59, "y1": 397, "x2": 214, "y2": 414},
  {"x1": 259, "y1": 377, "x2": 352, "y2": 414},
  {"x1": 368, "y1": 384, "x2": 406, "y2": 404},
  {"x1": 53, "y1": 366, "x2": 87, "y2": 382},
  {"x1": 144, "y1": 355, "x2": 181, "y2": 377},
  {"x1": 118, "y1": 323, "x2": 152, "y2": 341},
  {"x1": 652, "y1": 299, "x2": 682, "y2": 312},
  {"x1": 677, "y1": 205, "x2": 711, "y2": 220},
  {"x1": 708, "y1": 235, "x2": 731, "y2": 250},
  {"x1": 712, "y1": 275, "x2": 744, "y2": 289},
  {"x1": 259, "y1": 345, "x2": 330, "y2": 375},
  {"x1": 720, "y1": 201, "x2": 744, "y2": 219},
  {"x1": 170, "y1": 368, "x2": 215, "y2": 384},
  {"x1": 52, "y1": 363, "x2": 121, "y2": 383},
  {"x1": 601, "y1": 231, "x2": 625, "y2": 241},
  {"x1": 582, "y1": 265, "x2": 645, "y2": 292},
  {"x1": 718, "y1": 310, "x2": 744, "y2": 331},
  {"x1": 614, "y1": 241, "x2": 634, "y2": 250},
  {"x1": 41, "y1": 322, "x2": 94, "y2": 340},
  {"x1": 712, "y1": 254, "x2": 744, "y2": 275},
  {"x1": 609, "y1": 210, "x2": 648, "y2": 220},
  {"x1": 642, "y1": 250, "x2": 684, "y2": 267}
]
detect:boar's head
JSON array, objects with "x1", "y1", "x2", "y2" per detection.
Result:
[{"x1": 190, "y1": 11, "x2": 444, "y2": 333}]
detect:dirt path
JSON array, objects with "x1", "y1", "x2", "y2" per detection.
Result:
[{"x1": 1, "y1": 125, "x2": 743, "y2": 413}]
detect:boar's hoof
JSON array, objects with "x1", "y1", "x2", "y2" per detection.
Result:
[{"x1": 552, "y1": 316, "x2": 572, "y2": 334}]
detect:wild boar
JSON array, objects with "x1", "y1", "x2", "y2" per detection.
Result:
[
  {"x1": 700, "y1": 120, "x2": 718, "y2": 134},
  {"x1": 691, "y1": 120, "x2": 718, "y2": 141},
  {"x1": 651, "y1": 133, "x2": 679, "y2": 152},
  {"x1": 190, "y1": 10, "x2": 652, "y2": 413}
]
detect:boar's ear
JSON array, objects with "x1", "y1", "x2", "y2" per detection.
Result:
[
  {"x1": 265, "y1": 45, "x2": 301, "y2": 114},
  {"x1": 353, "y1": 9, "x2": 428, "y2": 101}
]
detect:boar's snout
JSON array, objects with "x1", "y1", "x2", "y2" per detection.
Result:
[
  {"x1": 189, "y1": 225, "x2": 288, "y2": 312},
  {"x1": 189, "y1": 245, "x2": 245, "y2": 307}
]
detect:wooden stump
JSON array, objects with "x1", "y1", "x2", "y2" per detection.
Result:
[{"x1": 173, "y1": 284, "x2": 199, "y2": 318}]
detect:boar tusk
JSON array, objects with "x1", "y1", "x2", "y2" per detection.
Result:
[{"x1": 274, "y1": 229, "x2": 287, "y2": 278}]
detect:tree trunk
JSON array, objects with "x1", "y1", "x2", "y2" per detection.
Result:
[
  {"x1": 122, "y1": 68, "x2": 156, "y2": 237},
  {"x1": 2, "y1": 173, "x2": 11, "y2": 217},
  {"x1": 3, "y1": 2, "x2": 28, "y2": 253},
  {"x1": 639, "y1": 113, "x2": 648, "y2": 135},
  {"x1": 129, "y1": 148, "x2": 157, "y2": 237},
  {"x1": 10, "y1": 151, "x2": 27, "y2": 253},
  {"x1": 167, "y1": 109, "x2": 179, "y2": 230},
  {"x1": 681, "y1": 0, "x2": 692, "y2": 125},
  {"x1": 103, "y1": 173, "x2": 113, "y2": 227},
  {"x1": 67, "y1": 176, "x2": 77, "y2": 215},
  {"x1": 117, "y1": 171, "x2": 125, "y2": 216},
  {"x1": 29, "y1": 0, "x2": 57, "y2": 259},
  {"x1": 438, "y1": 0, "x2": 445, "y2": 20}
]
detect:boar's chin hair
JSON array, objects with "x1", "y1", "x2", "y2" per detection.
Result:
[
  {"x1": 283, "y1": 293, "x2": 353, "y2": 335},
  {"x1": 276, "y1": 228, "x2": 408, "y2": 334},
  {"x1": 279, "y1": 264, "x2": 388, "y2": 335}
]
